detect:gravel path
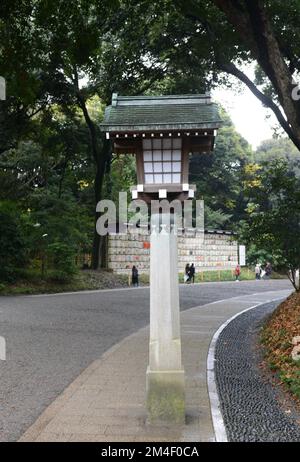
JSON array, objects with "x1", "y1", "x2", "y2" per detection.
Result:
[{"x1": 215, "y1": 302, "x2": 300, "y2": 442}]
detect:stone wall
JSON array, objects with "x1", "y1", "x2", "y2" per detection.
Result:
[{"x1": 107, "y1": 230, "x2": 238, "y2": 274}]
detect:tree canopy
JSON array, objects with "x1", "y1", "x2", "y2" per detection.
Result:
[
  {"x1": 109, "y1": 0, "x2": 300, "y2": 150},
  {"x1": 1, "y1": 0, "x2": 300, "y2": 283},
  {"x1": 190, "y1": 108, "x2": 253, "y2": 228},
  {"x1": 240, "y1": 159, "x2": 300, "y2": 290}
]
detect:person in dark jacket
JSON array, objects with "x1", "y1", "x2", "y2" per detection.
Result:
[
  {"x1": 189, "y1": 263, "x2": 195, "y2": 283},
  {"x1": 264, "y1": 262, "x2": 272, "y2": 279},
  {"x1": 185, "y1": 263, "x2": 190, "y2": 283},
  {"x1": 132, "y1": 265, "x2": 139, "y2": 287}
]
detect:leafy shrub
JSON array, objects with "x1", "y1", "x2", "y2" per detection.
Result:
[
  {"x1": 47, "y1": 242, "x2": 78, "y2": 282},
  {"x1": 0, "y1": 201, "x2": 29, "y2": 282}
]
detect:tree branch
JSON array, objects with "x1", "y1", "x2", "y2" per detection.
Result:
[
  {"x1": 218, "y1": 61, "x2": 300, "y2": 150},
  {"x1": 212, "y1": 0, "x2": 256, "y2": 49},
  {"x1": 202, "y1": 16, "x2": 300, "y2": 150},
  {"x1": 213, "y1": 0, "x2": 300, "y2": 145},
  {"x1": 72, "y1": 68, "x2": 100, "y2": 163},
  {"x1": 287, "y1": 268, "x2": 297, "y2": 291}
]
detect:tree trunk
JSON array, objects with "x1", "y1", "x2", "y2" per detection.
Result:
[
  {"x1": 212, "y1": 0, "x2": 300, "y2": 150},
  {"x1": 91, "y1": 141, "x2": 111, "y2": 270},
  {"x1": 72, "y1": 68, "x2": 111, "y2": 270}
]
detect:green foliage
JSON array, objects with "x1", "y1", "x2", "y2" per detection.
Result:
[
  {"x1": 24, "y1": 189, "x2": 93, "y2": 281},
  {"x1": 239, "y1": 160, "x2": 300, "y2": 288},
  {"x1": 103, "y1": 154, "x2": 137, "y2": 206},
  {"x1": 204, "y1": 206, "x2": 232, "y2": 229},
  {"x1": 47, "y1": 242, "x2": 77, "y2": 282},
  {"x1": 0, "y1": 201, "x2": 29, "y2": 282},
  {"x1": 1, "y1": 0, "x2": 300, "y2": 286},
  {"x1": 244, "y1": 244, "x2": 276, "y2": 267},
  {"x1": 28, "y1": 190, "x2": 92, "y2": 250},
  {"x1": 255, "y1": 138, "x2": 300, "y2": 178},
  {"x1": 281, "y1": 374, "x2": 300, "y2": 400},
  {"x1": 190, "y1": 109, "x2": 253, "y2": 229}
]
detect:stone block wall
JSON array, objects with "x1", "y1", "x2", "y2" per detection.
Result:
[{"x1": 107, "y1": 230, "x2": 238, "y2": 274}]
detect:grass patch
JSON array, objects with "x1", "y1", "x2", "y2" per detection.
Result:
[
  {"x1": 261, "y1": 291, "x2": 300, "y2": 401},
  {"x1": 179, "y1": 268, "x2": 256, "y2": 283},
  {"x1": 0, "y1": 269, "x2": 129, "y2": 295}
]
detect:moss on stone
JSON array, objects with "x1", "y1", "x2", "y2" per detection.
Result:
[{"x1": 147, "y1": 377, "x2": 185, "y2": 425}]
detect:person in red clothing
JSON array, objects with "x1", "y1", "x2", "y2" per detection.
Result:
[{"x1": 234, "y1": 264, "x2": 241, "y2": 281}]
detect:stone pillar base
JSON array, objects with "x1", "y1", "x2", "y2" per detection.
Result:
[{"x1": 146, "y1": 367, "x2": 185, "y2": 425}]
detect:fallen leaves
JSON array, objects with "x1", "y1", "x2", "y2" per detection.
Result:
[{"x1": 261, "y1": 291, "x2": 300, "y2": 402}]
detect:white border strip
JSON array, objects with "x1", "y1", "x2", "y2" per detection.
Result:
[{"x1": 207, "y1": 295, "x2": 286, "y2": 442}]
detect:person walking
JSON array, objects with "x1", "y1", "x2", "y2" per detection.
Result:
[
  {"x1": 189, "y1": 263, "x2": 195, "y2": 283},
  {"x1": 234, "y1": 264, "x2": 241, "y2": 281},
  {"x1": 132, "y1": 265, "x2": 139, "y2": 287},
  {"x1": 184, "y1": 263, "x2": 190, "y2": 283},
  {"x1": 255, "y1": 263, "x2": 261, "y2": 280},
  {"x1": 265, "y1": 262, "x2": 272, "y2": 279}
]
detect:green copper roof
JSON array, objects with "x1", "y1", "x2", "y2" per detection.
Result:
[{"x1": 100, "y1": 93, "x2": 222, "y2": 132}]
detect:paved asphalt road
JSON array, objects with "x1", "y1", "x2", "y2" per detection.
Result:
[{"x1": 0, "y1": 279, "x2": 291, "y2": 441}]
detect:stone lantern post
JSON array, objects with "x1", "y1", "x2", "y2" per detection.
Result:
[{"x1": 100, "y1": 93, "x2": 222, "y2": 424}]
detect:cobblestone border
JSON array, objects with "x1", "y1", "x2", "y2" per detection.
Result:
[
  {"x1": 207, "y1": 302, "x2": 262, "y2": 442},
  {"x1": 213, "y1": 301, "x2": 300, "y2": 442}
]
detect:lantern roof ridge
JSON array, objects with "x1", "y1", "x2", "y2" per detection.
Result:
[
  {"x1": 111, "y1": 92, "x2": 212, "y2": 106},
  {"x1": 101, "y1": 92, "x2": 223, "y2": 133}
]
